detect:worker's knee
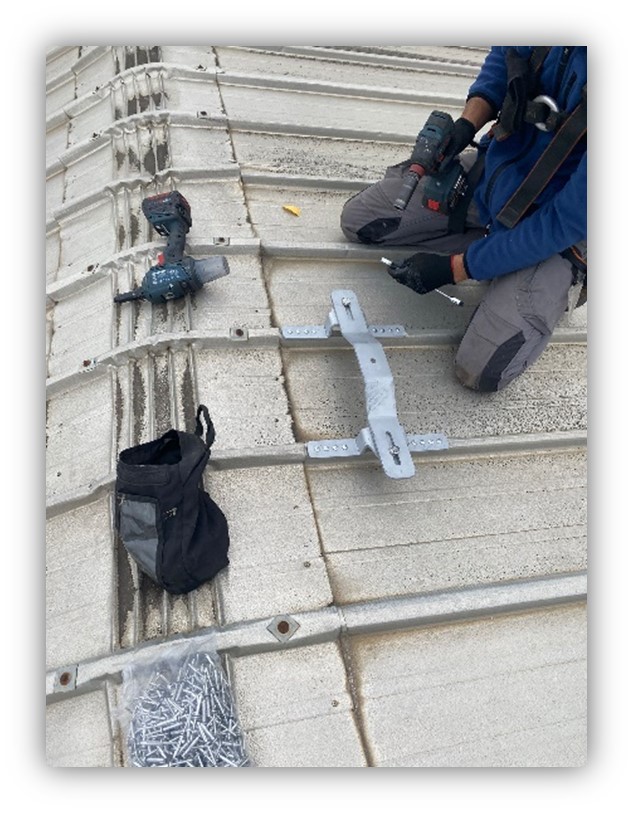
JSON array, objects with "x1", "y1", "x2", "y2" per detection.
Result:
[
  {"x1": 340, "y1": 193, "x2": 365, "y2": 242},
  {"x1": 454, "y1": 359, "x2": 483, "y2": 391},
  {"x1": 340, "y1": 186, "x2": 401, "y2": 244},
  {"x1": 454, "y1": 358, "x2": 510, "y2": 392},
  {"x1": 454, "y1": 259, "x2": 573, "y2": 392},
  {"x1": 340, "y1": 172, "x2": 411, "y2": 244},
  {"x1": 455, "y1": 326, "x2": 549, "y2": 393}
]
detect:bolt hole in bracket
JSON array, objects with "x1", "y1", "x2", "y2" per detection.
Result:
[{"x1": 281, "y1": 290, "x2": 449, "y2": 479}]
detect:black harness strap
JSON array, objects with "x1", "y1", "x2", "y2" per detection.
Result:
[
  {"x1": 528, "y1": 46, "x2": 552, "y2": 76},
  {"x1": 497, "y1": 85, "x2": 586, "y2": 229},
  {"x1": 495, "y1": 46, "x2": 552, "y2": 141}
]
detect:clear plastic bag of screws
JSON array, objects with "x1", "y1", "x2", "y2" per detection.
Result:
[{"x1": 120, "y1": 645, "x2": 252, "y2": 768}]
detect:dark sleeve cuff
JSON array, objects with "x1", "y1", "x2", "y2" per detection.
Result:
[{"x1": 462, "y1": 250, "x2": 473, "y2": 279}]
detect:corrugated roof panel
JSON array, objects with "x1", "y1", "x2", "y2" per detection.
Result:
[
  {"x1": 46, "y1": 496, "x2": 115, "y2": 669},
  {"x1": 210, "y1": 464, "x2": 332, "y2": 624},
  {"x1": 284, "y1": 344, "x2": 586, "y2": 440},
  {"x1": 46, "y1": 45, "x2": 586, "y2": 769},
  {"x1": 46, "y1": 688, "x2": 116, "y2": 767},
  {"x1": 231, "y1": 641, "x2": 367, "y2": 768},
  {"x1": 308, "y1": 450, "x2": 586, "y2": 604},
  {"x1": 350, "y1": 604, "x2": 586, "y2": 767}
]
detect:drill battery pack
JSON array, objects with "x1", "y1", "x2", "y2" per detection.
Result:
[
  {"x1": 142, "y1": 191, "x2": 192, "y2": 236},
  {"x1": 420, "y1": 161, "x2": 469, "y2": 216}
]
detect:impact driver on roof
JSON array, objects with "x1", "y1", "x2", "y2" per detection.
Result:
[{"x1": 114, "y1": 191, "x2": 229, "y2": 304}]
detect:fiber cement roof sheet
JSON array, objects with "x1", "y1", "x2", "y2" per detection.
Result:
[{"x1": 45, "y1": 45, "x2": 587, "y2": 770}]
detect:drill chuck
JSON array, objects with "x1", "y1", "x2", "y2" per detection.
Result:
[
  {"x1": 113, "y1": 289, "x2": 146, "y2": 303},
  {"x1": 393, "y1": 165, "x2": 424, "y2": 211}
]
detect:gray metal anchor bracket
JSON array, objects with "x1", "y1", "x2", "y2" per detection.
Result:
[{"x1": 281, "y1": 290, "x2": 448, "y2": 479}]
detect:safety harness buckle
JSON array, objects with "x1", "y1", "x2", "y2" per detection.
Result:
[{"x1": 529, "y1": 94, "x2": 562, "y2": 132}]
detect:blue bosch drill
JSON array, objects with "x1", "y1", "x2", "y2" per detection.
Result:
[
  {"x1": 114, "y1": 191, "x2": 229, "y2": 304},
  {"x1": 393, "y1": 110, "x2": 468, "y2": 214}
]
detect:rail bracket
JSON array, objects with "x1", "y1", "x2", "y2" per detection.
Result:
[{"x1": 281, "y1": 289, "x2": 449, "y2": 479}]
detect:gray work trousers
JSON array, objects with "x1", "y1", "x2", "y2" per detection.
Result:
[{"x1": 340, "y1": 158, "x2": 580, "y2": 392}]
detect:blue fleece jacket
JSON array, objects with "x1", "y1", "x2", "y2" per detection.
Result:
[{"x1": 464, "y1": 46, "x2": 587, "y2": 281}]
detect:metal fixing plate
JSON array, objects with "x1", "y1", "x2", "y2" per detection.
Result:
[{"x1": 280, "y1": 290, "x2": 449, "y2": 479}]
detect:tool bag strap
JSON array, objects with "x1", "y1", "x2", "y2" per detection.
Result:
[
  {"x1": 195, "y1": 404, "x2": 216, "y2": 449},
  {"x1": 496, "y1": 85, "x2": 587, "y2": 230}
]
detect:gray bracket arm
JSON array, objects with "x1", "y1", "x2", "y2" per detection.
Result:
[{"x1": 281, "y1": 290, "x2": 448, "y2": 479}]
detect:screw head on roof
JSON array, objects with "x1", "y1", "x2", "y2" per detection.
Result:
[
  {"x1": 266, "y1": 614, "x2": 300, "y2": 643},
  {"x1": 54, "y1": 665, "x2": 77, "y2": 693}
]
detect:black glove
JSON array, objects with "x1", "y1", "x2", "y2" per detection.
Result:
[
  {"x1": 439, "y1": 117, "x2": 476, "y2": 170},
  {"x1": 387, "y1": 253, "x2": 454, "y2": 295}
]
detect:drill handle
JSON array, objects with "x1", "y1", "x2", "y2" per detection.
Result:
[
  {"x1": 162, "y1": 219, "x2": 188, "y2": 265},
  {"x1": 142, "y1": 191, "x2": 191, "y2": 265}
]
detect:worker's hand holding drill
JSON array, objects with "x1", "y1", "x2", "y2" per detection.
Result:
[
  {"x1": 438, "y1": 117, "x2": 476, "y2": 170},
  {"x1": 394, "y1": 111, "x2": 476, "y2": 213}
]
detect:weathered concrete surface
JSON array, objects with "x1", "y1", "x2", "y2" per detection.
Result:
[
  {"x1": 350, "y1": 603, "x2": 586, "y2": 767},
  {"x1": 307, "y1": 449, "x2": 586, "y2": 604},
  {"x1": 231, "y1": 642, "x2": 367, "y2": 767},
  {"x1": 46, "y1": 497, "x2": 115, "y2": 670},
  {"x1": 210, "y1": 465, "x2": 333, "y2": 623},
  {"x1": 46, "y1": 689, "x2": 115, "y2": 767},
  {"x1": 283, "y1": 344, "x2": 586, "y2": 442}
]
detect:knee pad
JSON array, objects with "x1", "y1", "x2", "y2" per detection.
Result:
[
  {"x1": 455, "y1": 330, "x2": 526, "y2": 392},
  {"x1": 340, "y1": 187, "x2": 402, "y2": 244}
]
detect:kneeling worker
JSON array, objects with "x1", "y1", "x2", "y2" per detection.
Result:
[{"x1": 340, "y1": 46, "x2": 587, "y2": 392}]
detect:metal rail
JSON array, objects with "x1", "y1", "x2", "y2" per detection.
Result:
[{"x1": 46, "y1": 572, "x2": 587, "y2": 704}]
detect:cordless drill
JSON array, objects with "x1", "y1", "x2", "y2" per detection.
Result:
[
  {"x1": 394, "y1": 110, "x2": 468, "y2": 214},
  {"x1": 114, "y1": 191, "x2": 229, "y2": 304}
]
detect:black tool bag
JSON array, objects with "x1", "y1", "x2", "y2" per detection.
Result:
[{"x1": 115, "y1": 405, "x2": 229, "y2": 595}]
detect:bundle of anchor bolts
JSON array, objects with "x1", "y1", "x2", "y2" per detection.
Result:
[{"x1": 126, "y1": 652, "x2": 251, "y2": 767}]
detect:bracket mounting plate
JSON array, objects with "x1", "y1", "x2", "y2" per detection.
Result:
[{"x1": 281, "y1": 290, "x2": 449, "y2": 479}]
